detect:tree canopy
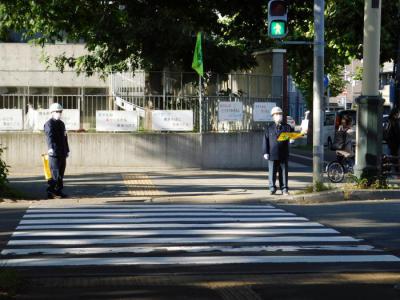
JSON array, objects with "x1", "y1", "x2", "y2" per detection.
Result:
[
  {"x1": 0, "y1": 0, "x2": 398, "y2": 106},
  {"x1": 286, "y1": 0, "x2": 399, "y2": 106},
  {"x1": 0, "y1": 1, "x2": 273, "y2": 75}
]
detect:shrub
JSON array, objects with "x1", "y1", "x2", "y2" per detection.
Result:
[{"x1": 0, "y1": 145, "x2": 9, "y2": 191}]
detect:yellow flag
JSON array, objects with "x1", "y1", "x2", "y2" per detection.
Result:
[
  {"x1": 277, "y1": 132, "x2": 304, "y2": 141},
  {"x1": 41, "y1": 154, "x2": 52, "y2": 180}
]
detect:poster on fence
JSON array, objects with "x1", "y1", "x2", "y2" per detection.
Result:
[
  {"x1": 253, "y1": 102, "x2": 276, "y2": 122},
  {"x1": 218, "y1": 101, "x2": 243, "y2": 122},
  {"x1": 96, "y1": 110, "x2": 138, "y2": 132},
  {"x1": 152, "y1": 110, "x2": 193, "y2": 131},
  {"x1": 0, "y1": 109, "x2": 23, "y2": 131},
  {"x1": 35, "y1": 109, "x2": 80, "y2": 131}
]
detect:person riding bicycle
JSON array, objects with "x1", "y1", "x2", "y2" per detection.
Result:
[{"x1": 332, "y1": 115, "x2": 355, "y2": 159}]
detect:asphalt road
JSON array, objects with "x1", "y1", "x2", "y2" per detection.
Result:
[
  {"x1": 1, "y1": 186, "x2": 400, "y2": 299},
  {"x1": 277, "y1": 199, "x2": 400, "y2": 257},
  {"x1": 290, "y1": 146, "x2": 337, "y2": 167}
]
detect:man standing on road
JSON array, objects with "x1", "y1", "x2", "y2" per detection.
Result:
[
  {"x1": 44, "y1": 103, "x2": 69, "y2": 199},
  {"x1": 263, "y1": 106, "x2": 293, "y2": 195}
]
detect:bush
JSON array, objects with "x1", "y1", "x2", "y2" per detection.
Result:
[
  {"x1": 348, "y1": 174, "x2": 390, "y2": 189},
  {"x1": 0, "y1": 145, "x2": 9, "y2": 191}
]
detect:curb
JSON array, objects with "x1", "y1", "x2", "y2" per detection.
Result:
[
  {"x1": 273, "y1": 190, "x2": 344, "y2": 204},
  {"x1": 273, "y1": 189, "x2": 400, "y2": 204},
  {"x1": 1, "y1": 190, "x2": 399, "y2": 206}
]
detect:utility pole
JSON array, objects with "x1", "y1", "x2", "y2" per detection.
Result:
[
  {"x1": 312, "y1": 0, "x2": 325, "y2": 187},
  {"x1": 355, "y1": 0, "x2": 383, "y2": 179},
  {"x1": 394, "y1": 3, "x2": 400, "y2": 109}
]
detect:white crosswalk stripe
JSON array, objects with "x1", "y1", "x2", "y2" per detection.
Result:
[{"x1": 1, "y1": 204, "x2": 399, "y2": 267}]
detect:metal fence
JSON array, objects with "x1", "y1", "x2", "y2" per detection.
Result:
[
  {"x1": 0, "y1": 94, "x2": 282, "y2": 132},
  {"x1": 0, "y1": 71, "x2": 283, "y2": 132},
  {"x1": 0, "y1": 94, "x2": 112, "y2": 130}
]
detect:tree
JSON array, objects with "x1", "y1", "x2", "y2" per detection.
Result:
[
  {"x1": 0, "y1": 1, "x2": 274, "y2": 76},
  {"x1": 286, "y1": 0, "x2": 399, "y2": 108},
  {"x1": 0, "y1": 0, "x2": 398, "y2": 95}
]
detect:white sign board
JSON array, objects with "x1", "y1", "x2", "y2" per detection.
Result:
[
  {"x1": 152, "y1": 110, "x2": 193, "y2": 131},
  {"x1": 35, "y1": 109, "x2": 80, "y2": 131},
  {"x1": 253, "y1": 102, "x2": 276, "y2": 122},
  {"x1": 0, "y1": 109, "x2": 23, "y2": 131},
  {"x1": 218, "y1": 101, "x2": 243, "y2": 122},
  {"x1": 96, "y1": 110, "x2": 138, "y2": 132}
]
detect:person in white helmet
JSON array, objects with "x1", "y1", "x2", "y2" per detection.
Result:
[
  {"x1": 44, "y1": 103, "x2": 70, "y2": 199},
  {"x1": 262, "y1": 106, "x2": 293, "y2": 195}
]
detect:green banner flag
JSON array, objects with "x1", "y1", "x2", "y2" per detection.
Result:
[{"x1": 192, "y1": 32, "x2": 204, "y2": 77}]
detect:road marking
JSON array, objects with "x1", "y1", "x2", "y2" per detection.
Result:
[
  {"x1": 1, "y1": 245, "x2": 380, "y2": 256},
  {"x1": 19, "y1": 217, "x2": 309, "y2": 224},
  {"x1": 291, "y1": 153, "x2": 329, "y2": 164},
  {"x1": 291, "y1": 153, "x2": 313, "y2": 162},
  {"x1": 17, "y1": 221, "x2": 325, "y2": 230},
  {"x1": 3, "y1": 203, "x2": 398, "y2": 268},
  {"x1": 12, "y1": 228, "x2": 339, "y2": 237},
  {"x1": 21, "y1": 212, "x2": 295, "y2": 218},
  {"x1": 26, "y1": 208, "x2": 283, "y2": 213},
  {"x1": 1, "y1": 255, "x2": 398, "y2": 267},
  {"x1": 7, "y1": 236, "x2": 360, "y2": 246},
  {"x1": 28, "y1": 204, "x2": 275, "y2": 209}
]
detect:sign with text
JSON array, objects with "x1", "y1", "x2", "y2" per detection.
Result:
[
  {"x1": 218, "y1": 101, "x2": 243, "y2": 122},
  {"x1": 35, "y1": 109, "x2": 80, "y2": 131},
  {"x1": 0, "y1": 109, "x2": 23, "y2": 131},
  {"x1": 96, "y1": 110, "x2": 138, "y2": 132},
  {"x1": 253, "y1": 102, "x2": 276, "y2": 122},
  {"x1": 152, "y1": 110, "x2": 193, "y2": 131}
]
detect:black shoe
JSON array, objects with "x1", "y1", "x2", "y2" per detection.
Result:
[
  {"x1": 269, "y1": 190, "x2": 276, "y2": 195},
  {"x1": 55, "y1": 192, "x2": 68, "y2": 199},
  {"x1": 47, "y1": 192, "x2": 61, "y2": 199}
]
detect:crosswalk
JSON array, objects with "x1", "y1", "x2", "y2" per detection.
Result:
[{"x1": 1, "y1": 204, "x2": 399, "y2": 267}]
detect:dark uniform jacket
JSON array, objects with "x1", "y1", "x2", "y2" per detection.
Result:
[
  {"x1": 44, "y1": 118, "x2": 70, "y2": 158},
  {"x1": 263, "y1": 122, "x2": 293, "y2": 161}
]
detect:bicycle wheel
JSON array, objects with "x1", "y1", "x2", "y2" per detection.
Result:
[{"x1": 327, "y1": 161, "x2": 345, "y2": 183}]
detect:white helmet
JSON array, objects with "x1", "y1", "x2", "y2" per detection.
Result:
[
  {"x1": 270, "y1": 106, "x2": 283, "y2": 116},
  {"x1": 49, "y1": 103, "x2": 63, "y2": 113}
]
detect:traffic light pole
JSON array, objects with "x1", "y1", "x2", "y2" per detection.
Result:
[
  {"x1": 312, "y1": 0, "x2": 325, "y2": 187},
  {"x1": 394, "y1": 10, "x2": 400, "y2": 109},
  {"x1": 355, "y1": 0, "x2": 383, "y2": 180}
]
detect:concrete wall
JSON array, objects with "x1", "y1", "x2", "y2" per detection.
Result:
[
  {"x1": 0, "y1": 43, "x2": 108, "y2": 87},
  {"x1": 202, "y1": 132, "x2": 266, "y2": 169},
  {"x1": 0, "y1": 132, "x2": 266, "y2": 169}
]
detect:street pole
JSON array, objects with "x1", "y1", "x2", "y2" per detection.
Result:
[
  {"x1": 312, "y1": 0, "x2": 325, "y2": 187},
  {"x1": 394, "y1": 5, "x2": 400, "y2": 109},
  {"x1": 355, "y1": 0, "x2": 383, "y2": 180},
  {"x1": 199, "y1": 74, "x2": 203, "y2": 133}
]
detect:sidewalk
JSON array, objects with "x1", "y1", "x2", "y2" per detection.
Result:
[
  {"x1": 6, "y1": 164, "x2": 399, "y2": 204},
  {"x1": 5, "y1": 166, "x2": 313, "y2": 203}
]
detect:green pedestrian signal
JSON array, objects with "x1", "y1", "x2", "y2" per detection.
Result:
[
  {"x1": 270, "y1": 21, "x2": 286, "y2": 37},
  {"x1": 268, "y1": 0, "x2": 288, "y2": 39}
]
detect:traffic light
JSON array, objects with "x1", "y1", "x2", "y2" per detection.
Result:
[{"x1": 268, "y1": 0, "x2": 288, "y2": 38}]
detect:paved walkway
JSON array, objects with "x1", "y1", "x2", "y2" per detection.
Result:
[{"x1": 6, "y1": 165, "x2": 313, "y2": 203}]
